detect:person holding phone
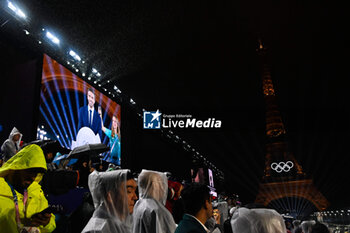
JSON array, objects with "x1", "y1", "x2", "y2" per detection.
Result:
[
  {"x1": 98, "y1": 107, "x2": 121, "y2": 166},
  {"x1": 0, "y1": 144, "x2": 56, "y2": 233}
]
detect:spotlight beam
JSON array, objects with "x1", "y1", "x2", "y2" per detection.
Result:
[
  {"x1": 46, "y1": 56, "x2": 74, "y2": 145},
  {"x1": 41, "y1": 80, "x2": 70, "y2": 148},
  {"x1": 40, "y1": 93, "x2": 69, "y2": 148},
  {"x1": 39, "y1": 106, "x2": 65, "y2": 147},
  {"x1": 61, "y1": 72, "x2": 77, "y2": 137},
  {"x1": 73, "y1": 75, "x2": 81, "y2": 115}
]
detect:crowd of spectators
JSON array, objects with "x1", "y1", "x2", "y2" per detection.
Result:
[{"x1": 0, "y1": 129, "x2": 333, "y2": 233}]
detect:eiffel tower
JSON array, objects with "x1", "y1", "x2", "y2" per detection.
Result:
[{"x1": 254, "y1": 39, "x2": 329, "y2": 215}]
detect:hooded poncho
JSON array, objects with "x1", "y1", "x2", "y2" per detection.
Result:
[
  {"x1": 1, "y1": 127, "x2": 23, "y2": 162},
  {"x1": 132, "y1": 169, "x2": 176, "y2": 233},
  {"x1": 82, "y1": 169, "x2": 133, "y2": 233},
  {"x1": 230, "y1": 207, "x2": 286, "y2": 233},
  {"x1": 0, "y1": 144, "x2": 56, "y2": 233},
  {"x1": 300, "y1": 220, "x2": 316, "y2": 233}
]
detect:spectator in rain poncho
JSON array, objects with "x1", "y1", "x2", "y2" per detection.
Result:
[
  {"x1": 230, "y1": 207, "x2": 286, "y2": 233},
  {"x1": 82, "y1": 169, "x2": 137, "y2": 233},
  {"x1": 132, "y1": 169, "x2": 177, "y2": 233},
  {"x1": 292, "y1": 220, "x2": 302, "y2": 233},
  {"x1": 215, "y1": 201, "x2": 228, "y2": 227},
  {"x1": 205, "y1": 208, "x2": 223, "y2": 233},
  {"x1": 0, "y1": 144, "x2": 56, "y2": 233},
  {"x1": 1, "y1": 127, "x2": 22, "y2": 162},
  {"x1": 300, "y1": 220, "x2": 316, "y2": 233}
]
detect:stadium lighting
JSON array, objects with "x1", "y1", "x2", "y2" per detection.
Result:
[
  {"x1": 69, "y1": 50, "x2": 81, "y2": 61},
  {"x1": 46, "y1": 31, "x2": 60, "y2": 45},
  {"x1": 114, "y1": 85, "x2": 122, "y2": 93},
  {"x1": 7, "y1": 1, "x2": 26, "y2": 19},
  {"x1": 92, "y1": 68, "x2": 101, "y2": 77}
]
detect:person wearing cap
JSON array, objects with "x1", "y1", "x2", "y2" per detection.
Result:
[
  {"x1": 0, "y1": 144, "x2": 56, "y2": 233},
  {"x1": 1, "y1": 126, "x2": 23, "y2": 162}
]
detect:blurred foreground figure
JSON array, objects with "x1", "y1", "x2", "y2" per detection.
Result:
[
  {"x1": 301, "y1": 220, "x2": 316, "y2": 233},
  {"x1": 310, "y1": 222, "x2": 329, "y2": 233},
  {"x1": 230, "y1": 207, "x2": 286, "y2": 233},
  {"x1": 133, "y1": 169, "x2": 176, "y2": 233},
  {"x1": 82, "y1": 169, "x2": 137, "y2": 233},
  {"x1": 0, "y1": 144, "x2": 56, "y2": 233}
]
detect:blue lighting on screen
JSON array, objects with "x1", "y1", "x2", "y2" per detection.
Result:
[
  {"x1": 39, "y1": 103, "x2": 68, "y2": 148},
  {"x1": 46, "y1": 56, "x2": 74, "y2": 144},
  {"x1": 39, "y1": 55, "x2": 121, "y2": 165}
]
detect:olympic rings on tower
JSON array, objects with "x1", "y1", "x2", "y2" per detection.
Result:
[{"x1": 270, "y1": 161, "x2": 294, "y2": 173}]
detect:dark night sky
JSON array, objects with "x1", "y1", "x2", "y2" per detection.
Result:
[{"x1": 1, "y1": 0, "x2": 350, "y2": 210}]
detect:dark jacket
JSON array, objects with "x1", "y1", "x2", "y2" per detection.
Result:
[
  {"x1": 175, "y1": 214, "x2": 208, "y2": 233},
  {"x1": 78, "y1": 106, "x2": 102, "y2": 137}
]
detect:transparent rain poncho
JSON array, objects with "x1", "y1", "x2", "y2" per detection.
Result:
[
  {"x1": 300, "y1": 220, "x2": 316, "y2": 233},
  {"x1": 230, "y1": 207, "x2": 287, "y2": 233},
  {"x1": 82, "y1": 169, "x2": 133, "y2": 233},
  {"x1": 132, "y1": 169, "x2": 176, "y2": 233},
  {"x1": 215, "y1": 201, "x2": 229, "y2": 226}
]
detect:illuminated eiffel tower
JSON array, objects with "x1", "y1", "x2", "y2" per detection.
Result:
[{"x1": 254, "y1": 39, "x2": 329, "y2": 215}]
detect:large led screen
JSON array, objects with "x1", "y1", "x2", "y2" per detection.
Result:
[{"x1": 38, "y1": 54, "x2": 121, "y2": 165}]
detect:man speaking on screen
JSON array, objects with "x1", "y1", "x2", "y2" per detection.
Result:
[{"x1": 77, "y1": 87, "x2": 102, "y2": 139}]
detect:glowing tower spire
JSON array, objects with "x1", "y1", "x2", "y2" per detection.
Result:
[{"x1": 255, "y1": 39, "x2": 329, "y2": 216}]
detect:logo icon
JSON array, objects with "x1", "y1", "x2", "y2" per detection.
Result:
[
  {"x1": 271, "y1": 161, "x2": 294, "y2": 173},
  {"x1": 143, "y1": 110, "x2": 162, "y2": 129}
]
